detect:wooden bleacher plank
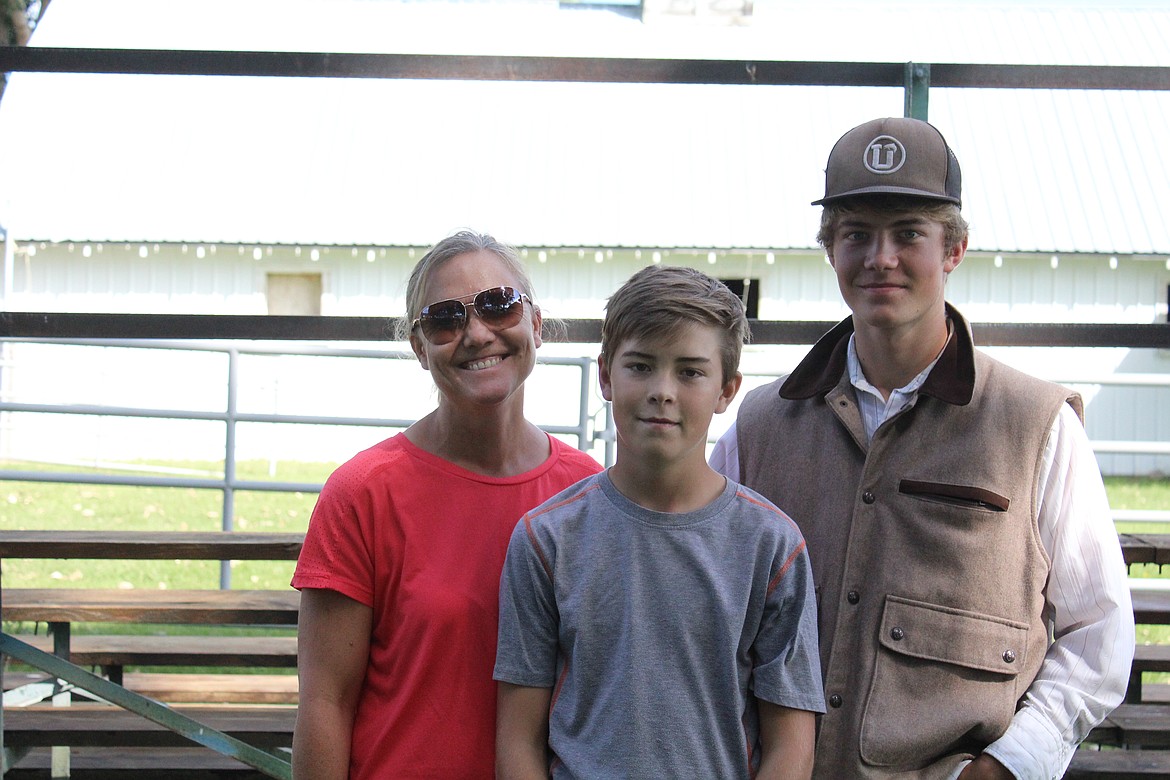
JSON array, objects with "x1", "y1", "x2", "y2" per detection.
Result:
[
  {"x1": 1122, "y1": 534, "x2": 1170, "y2": 568},
  {"x1": 7, "y1": 747, "x2": 275, "y2": 779},
  {"x1": 0, "y1": 530, "x2": 303, "y2": 561},
  {"x1": 2, "y1": 703, "x2": 295, "y2": 749},
  {"x1": 1100, "y1": 704, "x2": 1170, "y2": 748},
  {"x1": 122, "y1": 673, "x2": 298, "y2": 704},
  {"x1": 11, "y1": 633, "x2": 297, "y2": 668},
  {"x1": 1065, "y1": 748, "x2": 1170, "y2": 778},
  {"x1": 1133, "y1": 644, "x2": 1170, "y2": 670},
  {"x1": 1121, "y1": 534, "x2": 1156, "y2": 567},
  {"x1": 1, "y1": 588, "x2": 299, "y2": 625},
  {"x1": 1129, "y1": 589, "x2": 1170, "y2": 625},
  {"x1": 3, "y1": 671, "x2": 297, "y2": 705}
]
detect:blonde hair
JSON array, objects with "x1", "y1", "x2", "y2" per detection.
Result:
[{"x1": 395, "y1": 230, "x2": 539, "y2": 341}]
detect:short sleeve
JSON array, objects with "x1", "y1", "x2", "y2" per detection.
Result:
[
  {"x1": 291, "y1": 475, "x2": 376, "y2": 608},
  {"x1": 751, "y1": 542, "x2": 826, "y2": 714},
  {"x1": 494, "y1": 518, "x2": 560, "y2": 688}
]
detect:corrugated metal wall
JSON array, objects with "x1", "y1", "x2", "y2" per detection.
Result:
[{"x1": 7, "y1": 241, "x2": 1170, "y2": 474}]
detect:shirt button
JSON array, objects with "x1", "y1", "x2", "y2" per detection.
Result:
[
  {"x1": 862, "y1": 491, "x2": 876, "y2": 504},
  {"x1": 1003, "y1": 649, "x2": 1016, "y2": 664},
  {"x1": 829, "y1": 694, "x2": 843, "y2": 708},
  {"x1": 890, "y1": 627, "x2": 905, "y2": 641},
  {"x1": 847, "y1": 591, "x2": 860, "y2": 604}
]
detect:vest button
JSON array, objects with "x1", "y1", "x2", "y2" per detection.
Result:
[
  {"x1": 862, "y1": 491, "x2": 876, "y2": 504},
  {"x1": 890, "y1": 627, "x2": 905, "y2": 641},
  {"x1": 1003, "y1": 649, "x2": 1016, "y2": 664},
  {"x1": 829, "y1": 694, "x2": 843, "y2": 708},
  {"x1": 847, "y1": 591, "x2": 860, "y2": 604}
]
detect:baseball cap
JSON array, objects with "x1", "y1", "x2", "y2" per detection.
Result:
[{"x1": 812, "y1": 117, "x2": 962, "y2": 207}]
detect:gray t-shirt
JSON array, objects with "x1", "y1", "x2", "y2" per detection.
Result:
[{"x1": 495, "y1": 471, "x2": 824, "y2": 779}]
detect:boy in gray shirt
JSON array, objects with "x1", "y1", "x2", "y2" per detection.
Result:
[{"x1": 494, "y1": 265, "x2": 824, "y2": 779}]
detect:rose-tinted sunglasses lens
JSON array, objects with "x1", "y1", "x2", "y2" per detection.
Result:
[{"x1": 418, "y1": 287, "x2": 525, "y2": 345}]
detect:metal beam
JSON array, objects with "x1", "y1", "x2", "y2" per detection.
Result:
[
  {"x1": 2, "y1": 313, "x2": 1169, "y2": 349},
  {"x1": 1, "y1": 47, "x2": 1167, "y2": 90}
]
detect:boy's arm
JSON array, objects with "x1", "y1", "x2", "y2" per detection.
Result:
[
  {"x1": 756, "y1": 700, "x2": 816, "y2": 780},
  {"x1": 496, "y1": 682, "x2": 553, "y2": 780}
]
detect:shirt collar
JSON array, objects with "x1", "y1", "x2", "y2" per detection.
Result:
[{"x1": 780, "y1": 302, "x2": 976, "y2": 406}]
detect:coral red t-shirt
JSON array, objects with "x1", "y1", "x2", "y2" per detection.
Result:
[{"x1": 292, "y1": 432, "x2": 600, "y2": 779}]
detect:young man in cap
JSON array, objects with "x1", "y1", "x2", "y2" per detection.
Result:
[{"x1": 710, "y1": 117, "x2": 1134, "y2": 779}]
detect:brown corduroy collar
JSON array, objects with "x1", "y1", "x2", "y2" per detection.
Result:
[{"x1": 779, "y1": 302, "x2": 976, "y2": 406}]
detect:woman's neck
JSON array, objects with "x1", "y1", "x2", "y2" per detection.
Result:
[{"x1": 405, "y1": 399, "x2": 550, "y2": 477}]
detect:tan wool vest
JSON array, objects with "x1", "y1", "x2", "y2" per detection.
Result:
[{"x1": 737, "y1": 312, "x2": 1079, "y2": 779}]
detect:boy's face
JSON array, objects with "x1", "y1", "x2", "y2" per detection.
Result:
[
  {"x1": 827, "y1": 205, "x2": 966, "y2": 337},
  {"x1": 598, "y1": 322, "x2": 741, "y2": 472}
]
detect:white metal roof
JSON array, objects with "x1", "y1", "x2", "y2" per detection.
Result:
[{"x1": 0, "y1": 0, "x2": 1167, "y2": 254}]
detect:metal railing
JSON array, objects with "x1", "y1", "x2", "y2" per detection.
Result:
[{"x1": 0, "y1": 338, "x2": 597, "y2": 587}]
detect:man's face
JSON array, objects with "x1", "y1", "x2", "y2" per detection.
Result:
[{"x1": 827, "y1": 206, "x2": 965, "y2": 336}]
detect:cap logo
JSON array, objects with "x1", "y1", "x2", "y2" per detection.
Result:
[{"x1": 863, "y1": 135, "x2": 906, "y2": 175}]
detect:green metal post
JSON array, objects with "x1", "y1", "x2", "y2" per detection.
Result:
[{"x1": 904, "y1": 62, "x2": 930, "y2": 120}]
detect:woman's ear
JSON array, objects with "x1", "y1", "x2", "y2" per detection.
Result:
[
  {"x1": 409, "y1": 330, "x2": 430, "y2": 371},
  {"x1": 531, "y1": 305, "x2": 543, "y2": 348}
]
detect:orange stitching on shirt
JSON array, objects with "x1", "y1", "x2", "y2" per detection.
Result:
[{"x1": 767, "y1": 542, "x2": 806, "y2": 596}]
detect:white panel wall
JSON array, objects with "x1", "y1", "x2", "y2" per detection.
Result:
[{"x1": 5, "y1": 242, "x2": 1170, "y2": 474}]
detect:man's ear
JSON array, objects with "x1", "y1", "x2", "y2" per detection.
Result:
[
  {"x1": 597, "y1": 353, "x2": 613, "y2": 402},
  {"x1": 944, "y1": 236, "x2": 968, "y2": 275},
  {"x1": 409, "y1": 331, "x2": 430, "y2": 371},
  {"x1": 714, "y1": 371, "x2": 743, "y2": 415}
]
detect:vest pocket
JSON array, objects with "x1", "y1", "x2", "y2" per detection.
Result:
[
  {"x1": 859, "y1": 595, "x2": 1028, "y2": 769},
  {"x1": 898, "y1": 479, "x2": 1010, "y2": 512}
]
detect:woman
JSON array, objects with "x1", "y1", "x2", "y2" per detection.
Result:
[{"x1": 291, "y1": 231, "x2": 601, "y2": 779}]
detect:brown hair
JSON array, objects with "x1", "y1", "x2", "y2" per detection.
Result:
[
  {"x1": 601, "y1": 265, "x2": 750, "y2": 383},
  {"x1": 816, "y1": 194, "x2": 969, "y2": 256}
]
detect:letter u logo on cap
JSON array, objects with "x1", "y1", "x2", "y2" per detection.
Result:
[{"x1": 864, "y1": 135, "x2": 906, "y2": 174}]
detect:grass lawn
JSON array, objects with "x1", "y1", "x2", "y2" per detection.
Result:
[
  {"x1": 1, "y1": 464, "x2": 1168, "y2": 661},
  {"x1": 0, "y1": 459, "x2": 332, "y2": 666}
]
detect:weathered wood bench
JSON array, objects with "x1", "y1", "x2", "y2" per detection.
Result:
[
  {"x1": 6, "y1": 747, "x2": 279, "y2": 779},
  {"x1": 2, "y1": 703, "x2": 295, "y2": 750},
  {"x1": 5, "y1": 671, "x2": 298, "y2": 706},
  {"x1": 11, "y1": 634, "x2": 297, "y2": 689},
  {"x1": 1063, "y1": 533, "x2": 1170, "y2": 776},
  {"x1": 0, "y1": 530, "x2": 304, "y2": 779},
  {"x1": 1119, "y1": 533, "x2": 1170, "y2": 568},
  {"x1": 1066, "y1": 747, "x2": 1170, "y2": 778},
  {"x1": 0, "y1": 530, "x2": 303, "y2": 675}
]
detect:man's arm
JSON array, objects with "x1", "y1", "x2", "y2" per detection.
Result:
[
  {"x1": 957, "y1": 754, "x2": 1013, "y2": 780},
  {"x1": 496, "y1": 682, "x2": 553, "y2": 780},
  {"x1": 756, "y1": 700, "x2": 815, "y2": 780},
  {"x1": 982, "y1": 404, "x2": 1135, "y2": 778},
  {"x1": 292, "y1": 587, "x2": 373, "y2": 780}
]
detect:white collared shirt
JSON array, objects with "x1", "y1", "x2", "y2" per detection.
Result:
[
  {"x1": 709, "y1": 339, "x2": 1134, "y2": 779},
  {"x1": 846, "y1": 333, "x2": 938, "y2": 440}
]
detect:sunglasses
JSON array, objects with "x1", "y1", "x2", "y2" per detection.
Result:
[{"x1": 412, "y1": 286, "x2": 531, "y2": 345}]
